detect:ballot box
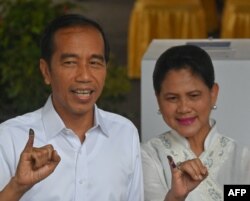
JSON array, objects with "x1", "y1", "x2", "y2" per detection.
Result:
[{"x1": 141, "y1": 39, "x2": 250, "y2": 147}]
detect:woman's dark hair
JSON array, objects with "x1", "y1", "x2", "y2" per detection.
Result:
[
  {"x1": 40, "y1": 14, "x2": 110, "y2": 65},
  {"x1": 153, "y1": 44, "x2": 215, "y2": 95}
]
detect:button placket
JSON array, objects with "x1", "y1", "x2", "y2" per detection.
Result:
[{"x1": 75, "y1": 145, "x2": 89, "y2": 200}]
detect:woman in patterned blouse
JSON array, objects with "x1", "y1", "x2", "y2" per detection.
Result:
[{"x1": 141, "y1": 44, "x2": 250, "y2": 201}]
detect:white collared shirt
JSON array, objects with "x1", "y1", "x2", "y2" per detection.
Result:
[{"x1": 0, "y1": 96, "x2": 144, "y2": 201}]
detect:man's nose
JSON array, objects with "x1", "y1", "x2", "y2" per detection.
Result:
[{"x1": 75, "y1": 64, "x2": 92, "y2": 82}]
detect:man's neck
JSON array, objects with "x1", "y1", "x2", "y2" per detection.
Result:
[{"x1": 60, "y1": 110, "x2": 94, "y2": 143}]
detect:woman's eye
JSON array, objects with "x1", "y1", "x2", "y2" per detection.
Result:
[
  {"x1": 190, "y1": 93, "x2": 200, "y2": 99},
  {"x1": 166, "y1": 96, "x2": 178, "y2": 102}
]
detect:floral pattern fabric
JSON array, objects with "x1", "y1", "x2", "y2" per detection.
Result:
[{"x1": 141, "y1": 120, "x2": 250, "y2": 201}]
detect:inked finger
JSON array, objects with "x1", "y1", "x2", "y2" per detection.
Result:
[
  {"x1": 167, "y1": 155, "x2": 177, "y2": 169},
  {"x1": 23, "y1": 128, "x2": 35, "y2": 152}
]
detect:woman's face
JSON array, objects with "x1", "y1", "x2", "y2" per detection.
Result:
[{"x1": 156, "y1": 68, "x2": 218, "y2": 139}]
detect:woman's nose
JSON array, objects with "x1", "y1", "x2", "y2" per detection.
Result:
[{"x1": 177, "y1": 99, "x2": 191, "y2": 113}]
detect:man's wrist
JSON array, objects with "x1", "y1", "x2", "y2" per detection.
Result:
[{"x1": 4, "y1": 177, "x2": 30, "y2": 200}]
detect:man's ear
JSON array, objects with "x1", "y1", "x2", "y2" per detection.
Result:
[{"x1": 39, "y1": 59, "x2": 51, "y2": 85}]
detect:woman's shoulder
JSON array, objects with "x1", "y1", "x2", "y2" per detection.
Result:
[
  {"x1": 215, "y1": 133, "x2": 245, "y2": 150},
  {"x1": 141, "y1": 131, "x2": 173, "y2": 154},
  {"x1": 142, "y1": 131, "x2": 170, "y2": 144}
]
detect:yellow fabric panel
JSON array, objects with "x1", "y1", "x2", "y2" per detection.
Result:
[
  {"x1": 221, "y1": 0, "x2": 250, "y2": 38},
  {"x1": 200, "y1": 0, "x2": 220, "y2": 34},
  {"x1": 127, "y1": 0, "x2": 207, "y2": 79}
]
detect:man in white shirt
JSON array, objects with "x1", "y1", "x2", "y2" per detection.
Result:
[{"x1": 0, "y1": 14, "x2": 143, "y2": 201}]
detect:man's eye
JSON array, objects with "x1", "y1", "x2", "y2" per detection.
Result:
[
  {"x1": 90, "y1": 61, "x2": 99, "y2": 65},
  {"x1": 65, "y1": 61, "x2": 75, "y2": 64},
  {"x1": 63, "y1": 61, "x2": 77, "y2": 66},
  {"x1": 89, "y1": 60, "x2": 104, "y2": 68}
]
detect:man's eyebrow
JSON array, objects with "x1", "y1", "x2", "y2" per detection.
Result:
[
  {"x1": 60, "y1": 53, "x2": 105, "y2": 61},
  {"x1": 60, "y1": 53, "x2": 79, "y2": 60},
  {"x1": 91, "y1": 54, "x2": 105, "y2": 62}
]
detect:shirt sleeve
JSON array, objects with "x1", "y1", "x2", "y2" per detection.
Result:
[
  {"x1": 241, "y1": 146, "x2": 250, "y2": 182},
  {"x1": 0, "y1": 129, "x2": 16, "y2": 191},
  {"x1": 126, "y1": 129, "x2": 144, "y2": 201},
  {"x1": 141, "y1": 143, "x2": 169, "y2": 201},
  {"x1": 215, "y1": 140, "x2": 250, "y2": 186}
]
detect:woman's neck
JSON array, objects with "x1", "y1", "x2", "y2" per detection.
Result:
[{"x1": 187, "y1": 125, "x2": 211, "y2": 156}]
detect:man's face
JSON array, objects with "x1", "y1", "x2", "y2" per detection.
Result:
[{"x1": 40, "y1": 26, "x2": 107, "y2": 120}]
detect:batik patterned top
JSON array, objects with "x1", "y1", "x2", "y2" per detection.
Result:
[{"x1": 141, "y1": 120, "x2": 250, "y2": 201}]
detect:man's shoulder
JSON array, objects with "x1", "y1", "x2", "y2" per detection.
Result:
[
  {"x1": 97, "y1": 108, "x2": 138, "y2": 135},
  {"x1": 98, "y1": 108, "x2": 134, "y2": 125},
  {"x1": 0, "y1": 108, "x2": 42, "y2": 132}
]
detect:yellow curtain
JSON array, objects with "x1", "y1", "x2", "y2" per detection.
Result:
[
  {"x1": 127, "y1": 0, "x2": 207, "y2": 79},
  {"x1": 200, "y1": 0, "x2": 220, "y2": 34},
  {"x1": 221, "y1": 0, "x2": 250, "y2": 38}
]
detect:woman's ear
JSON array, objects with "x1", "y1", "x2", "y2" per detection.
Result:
[
  {"x1": 155, "y1": 91, "x2": 162, "y2": 113},
  {"x1": 211, "y1": 83, "x2": 219, "y2": 106},
  {"x1": 39, "y1": 59, "x2": 51, "y2": 85},
  {"x1": 155, "y1": 91, "x2": 160, "y2": 104}
]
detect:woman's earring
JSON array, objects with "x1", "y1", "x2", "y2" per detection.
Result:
[
  {"x1": 157, "y1": 109, "x2": 161, "y2": 115},
  {"x1": 212, "y1": 105, "x2": 217, "y2": 110}
]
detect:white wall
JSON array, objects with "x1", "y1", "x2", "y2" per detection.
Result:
[{"x1": 141, "y1": 39, "x2": 250, "y2": 147}]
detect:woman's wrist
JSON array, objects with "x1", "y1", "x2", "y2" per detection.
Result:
[{"x1": 164, "y1": 189, "x2": 187, "y2": 201}]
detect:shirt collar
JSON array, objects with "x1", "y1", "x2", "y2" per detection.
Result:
[
  {"x1": 41, "y1": 96, "x2": 65, "y2": 140},
  {"x1": 93, "y1": 105, "x2": 109, "y2": 137},
  {"x1": 41, "y1": 96, "x2": 109, "y2": 140},
  {"x1": 204, "y1": 119, "x2": 218, "y2": 150}
]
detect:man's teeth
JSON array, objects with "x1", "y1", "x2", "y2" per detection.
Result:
[{"x1": 75, "y1": 90, "x2": 91, "y2": 95}]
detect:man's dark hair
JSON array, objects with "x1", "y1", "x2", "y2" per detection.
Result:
[{"x1": 40, "y1": 13, "x2": 110, "y2": 65}]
